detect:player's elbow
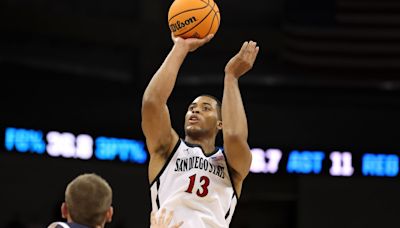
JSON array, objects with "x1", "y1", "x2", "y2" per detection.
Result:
[
  {"x1": 142, "y1": 92, "x2": 157, "y2": 106},
  {"x1": 238, "y1": 152, "x2": 252, "y2": 179},
  {"x1": 142, "y1": 94, "x2": 163, "y2": 112},
  {"x1": 228, "y1": 151, "x2": 252, "y2": 182},
  {"x1": 141, "y1": 100, "x2": 155, "y2": 116},
  {"x1": 223, "y1": 131, "x2": 247, "y2": 142}
]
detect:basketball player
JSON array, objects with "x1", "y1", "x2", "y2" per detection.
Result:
[
  {"x1": 48, "y1": 173, "x2": 113, "y2": 228},
  {"x1": 142, "y1": 34, "x2": 259, "y2": 227},
  {"x1": 48, "y1": 174, "x2": 182, "y2": 228}
]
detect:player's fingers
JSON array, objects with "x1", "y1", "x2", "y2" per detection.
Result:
[
  {"x1": 191, "y1": 34, "x2": 213, "y2": 50},
  {"x1": 150, "y1": 211, "x2": 157, "y2": 225},
  {"x1": 249, "y1": 45, "x2": 260, "y2": 63},
  {"x1": 195, "y1": 34, "x2": 213, "y2": 46},
  {"x1": 239, "y1": 41, "x2": 249, "y2": 56},
  {"x1": 204, "y1": 34, "x2": 214, "y2": 43},
  {"x1": 241, "y1": 40, "x2": 255, "y2": 59},
  {"x1": 158, "y1": 208, "x2": 166, "y2": 224},
  {"x1": 249, "y1": 41, "x2": 257, "y2": 53},
  {"x1": 174, "y1": 221, "x2": 184, "y2": 228},
  {"x1": 165, "y1": 210, "x2": 174, "y2": 225},
  {"x1": 244, "y1": 41, "x2": 257, "y2": 59}
]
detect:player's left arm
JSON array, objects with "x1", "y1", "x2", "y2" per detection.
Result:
[{"x1": 222, "y1": 41, "x2": 259, "y2": 195}]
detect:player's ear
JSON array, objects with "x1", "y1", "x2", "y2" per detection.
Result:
[
  {"x1": 217, "y1": 120, "x2": 223, "y2": 130},
  {"x1": 106, "y1": 206, "x2": 113, "y2": 223},
  {"x1": 61, "y1": 202, "x2": 68, "y2": 219}
]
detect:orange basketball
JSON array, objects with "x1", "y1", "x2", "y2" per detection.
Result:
[{"x1": 168, "y1": 0, "x2": 220, "y2": 39}]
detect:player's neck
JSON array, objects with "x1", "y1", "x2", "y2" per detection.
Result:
[
  {"x1": 68, "y1": 218, "x2": 105, "y2": 228},
  {"x1": 184, "y1": 136, "x2": 216, "y2": 154}
]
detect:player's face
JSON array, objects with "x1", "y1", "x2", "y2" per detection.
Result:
[{"x1": 184, "y1": 96, "x2": 221, "y2": 138}]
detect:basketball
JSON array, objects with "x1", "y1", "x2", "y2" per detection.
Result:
[{"x1": 168, "y1": 0, "x2": 220, "y2": 39}]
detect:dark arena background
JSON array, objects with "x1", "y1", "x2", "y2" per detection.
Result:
[{"x1": 1, "y1": 0, "x2": 400, "y2": 227}]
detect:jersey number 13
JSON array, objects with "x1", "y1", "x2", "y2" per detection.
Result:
[{"x1": 185, "y1": 174, "x2": 210, "y2": 197}]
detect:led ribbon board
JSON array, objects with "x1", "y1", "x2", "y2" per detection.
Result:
[
  {"x1": 3, "y1": 127, "x2": 399, "y2": 176},
  {"x1": 4, "y1": 127, "x2": 147, "y2": 164},
  {"x1": 250, "y1": 148, "x2": 399, "y2": 177}
]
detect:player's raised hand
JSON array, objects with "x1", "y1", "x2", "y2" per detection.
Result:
[
  {"x1": 150, "y1": 208, "x2": 184, "y2": 228},
  {"x1": 224, "y1": 41, "x2": 259, "y2": 79},
  {"x1": 172, "y1": 33, "x2": 214, "y2": 52}
]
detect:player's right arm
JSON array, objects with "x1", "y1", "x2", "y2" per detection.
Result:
[{"x1": 142, "y1": 34, "x2": 213, "y2": 181}]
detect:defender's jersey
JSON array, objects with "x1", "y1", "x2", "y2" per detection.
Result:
[
  {"x1": 150, "y1": 139, "x2": 238, "y2": 228},
  {"x1": 47, "y1": 222, "x2": 89, "y2": 228}
]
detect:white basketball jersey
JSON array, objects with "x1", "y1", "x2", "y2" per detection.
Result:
[{"x1": 150, "y1": 139, "x2": 238, "y2": 228}]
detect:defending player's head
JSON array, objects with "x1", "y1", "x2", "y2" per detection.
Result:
[
  {"x1": 184, "y1": 94, "x2": 222, "y2": 140},
  {"x1": 62, "y1": 173, "x2": 113, "y2": 228}
]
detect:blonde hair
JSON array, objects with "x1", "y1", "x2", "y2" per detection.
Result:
[{"x1": 65, "y1": 173, "x2": 112, "y2": 227}]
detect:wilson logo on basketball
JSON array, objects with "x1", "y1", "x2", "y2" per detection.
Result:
[{"x1": 169, "y1": 16, "x2": 198, "y2": 32}]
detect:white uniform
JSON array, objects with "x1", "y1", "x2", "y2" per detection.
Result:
[{"x1": 150, "y1": 139, "x2": 238, "y2": 228}]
